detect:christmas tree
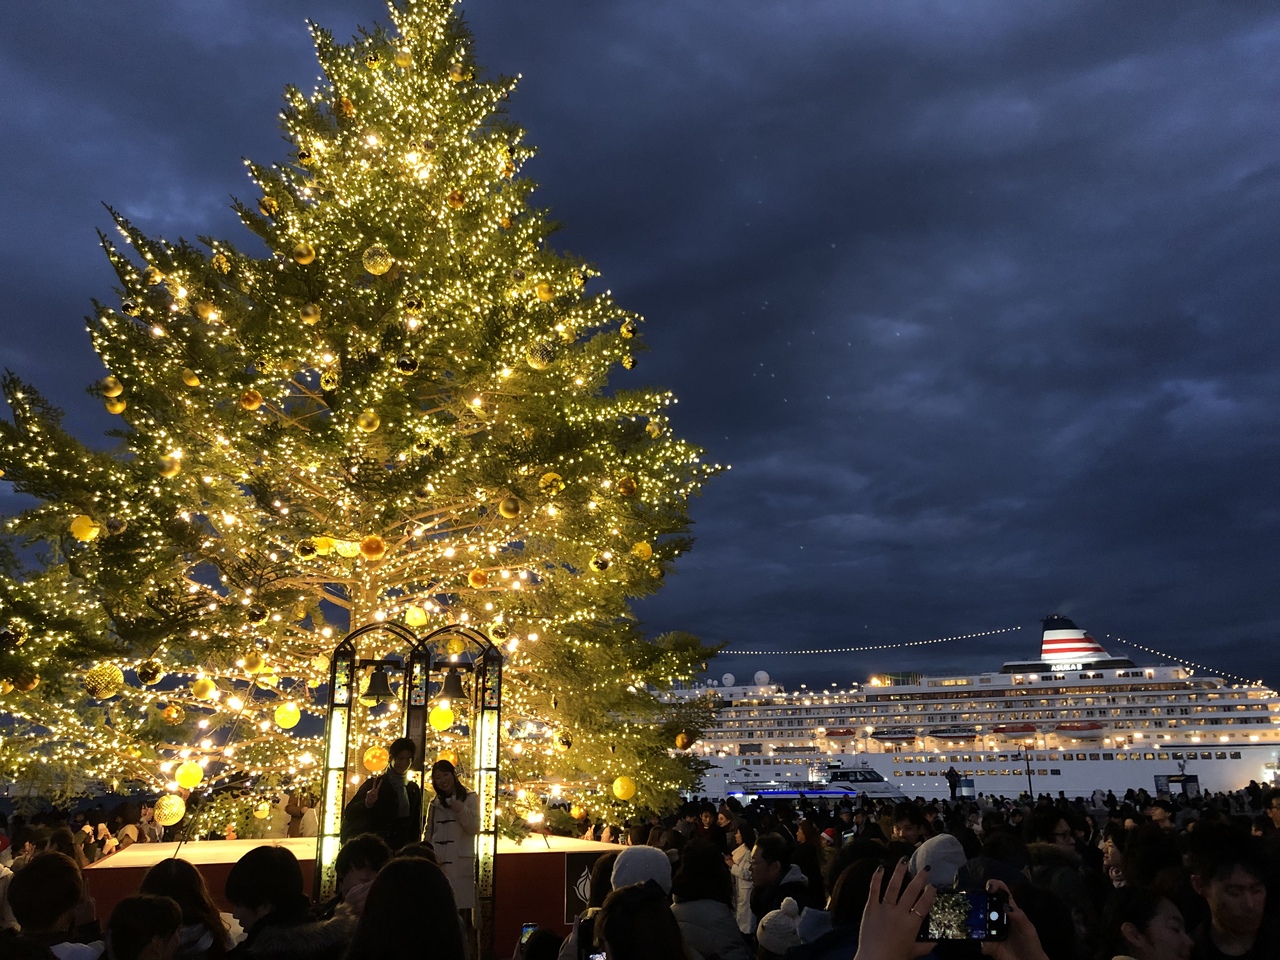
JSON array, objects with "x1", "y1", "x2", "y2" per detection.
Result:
[{"x1": 0, "y1": 0, "x2": 718, "y2": 832}]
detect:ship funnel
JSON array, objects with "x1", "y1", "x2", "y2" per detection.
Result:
[{"x1": 1040, "y1": 615, "x2": 1110, "y2": 663}]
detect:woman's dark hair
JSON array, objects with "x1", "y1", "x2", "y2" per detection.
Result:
[
  {"x1": 139, "y1": 858, "x2": 228, "y2": 956},
  {"x1": 346, "y1": 857, "x2": 465, "y2": 960},
  {"x1": 598, "y1": 881, "x2": 686, "y2": 960},
  {"x1": 107, "y1": 895, "x2": 182, "y2": 960},
  {"x1": 732, "y1": 818, "x2": 756, "y2": 850},
  {"x1": 1101, "y1": 886, "x2": 1176, "y2": 958},
  {"x1": 828, "y1": 859, "x2": 883, "y2": 928},
  {"x1": 522, "y1": 928, "x2": 564, "y2": 960},
  {"x1": 670, "y1": 841, "x2": 733, "y2": 906},
  {"x1": 588, "y1": 851, "x2": 620, "y2": 909},
  {"x1": 430, "y1": 759, "x2": 469, "y2": 800},
  {"x1": 395, "y1": 841, "x2": 438, "y2": 863},
  {"x1": 6, "y1": 852, "x2": 82, "y2": 931},
  {"x1": 46, "y1": 827, "x2": 82, "y2": 867},
  {"x1": 335, "y1": 833, "x2": 393, "y2": 880},
  {"x1": 224, "y1": 845, "x2": 306, "y2": 915}
]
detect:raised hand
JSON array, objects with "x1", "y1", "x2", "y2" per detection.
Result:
[
  {"x1": 364, "y1": 776, "x2": 381, "y2": 808},
  {"x1": 980, "y1": 880, "x2": 1050, "y2": 960},
  {"x1": 853, "y1": 859, "x2": 937, "y2": 960}
]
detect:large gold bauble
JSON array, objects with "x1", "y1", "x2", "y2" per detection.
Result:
[
  {"x1": 101, "y1": 376, "x2": 125, "y2": 397},
  {"x1": 335, "y1": 540, "x2": 360, "y2": 559},
  {"x1": 631, "y1": 541, "x2": 653, "y2": 560},
  {"x1": 570, "y1": 804, "x2": 587, "y2": 821},
  {"x1": 448, "y1": 62, "x2": 467, "y2": 82},
  {"x1": 211, "y1": 253, "x2": 230, "y2": 274},
  {"x1": 13, "y1": 673, "x2": 40, "y2": 693},
  {"x1": 646, "y1": 422, "x2": 662, "y2": 438},
  {"x1": 240, "y1": 390, "x2": 264, "y2": 411},
  {"x1": 363, "y1": 745, "x2": 389, "y2": 773},
  {"x1": 535, "y1": 281, "x2": 555, "y2": 302},
  {"x1": 158, "y1": 457, "x2": 181, "y2": 479},
  {"x1": 153, "y1": 794, "x2": 186, "y2": 827},
  {"x1": 181, "y1": 368, "x2": 201, "y2": 387},
  {"x1": 175, "y1": 760, "x2": 204, "y2": 789},
  {"x1": 274, "y1": 701, "x2": 301, "y2": 729},
  {"x1": 612, "y1": 776, "x2": 637, "y2": 801},
  {"x1": 539, "y1": 472, "x2": 565, "y2": 495},
  {"x1": 320, "y1": 369, "x2": 340, "y2": 391},
  {"x1": 292, "y1": 242, "x2": 316, "y2": 265},
  {"x1": 313, "y1": 536, "x2": 335, "y2": 556},
  {"x1": 143, "y1": 266, "x2": 165, "y2": 285},
  {"x1": 161, "y1": 703, "x2": 184, "y2": 724},
  {"x1": 104, "y1": 397, "x2": 127, "y2": 415},
  {"x1": 360, "y1": 535, "x2": 387, "y2": 561},
  {"x1": 675, "y1": 731, "x2": 693, "y2": 750},
  {"x1": 589, "y1": 554, "x2": 610, "y2": 572},
  {"x1": 436, "y1": 747, "x2": 458, "y2": 766},
  {"x1": 299, "y1": 303, "x2": 321, "y2": 325},
  {"x1": 615, "y1": 477, "x2": 637, "y2": 498},
  {"x1": 337, "y1": 96, "x2": 355, "y2": 118},
  {"x1": 192, "y1": 677, "x2": 217, "y2": 700},
  {"x1": 243, "y1": 651, "x2": 266, "y2": 674},
  {"x1": 468, "y1": 569, "x2": 489, "y2": 588},
  {"x1": 446, "y1": 638, "x2": 466, "y2": 657},
  {"x1": 356, "y1": 408, "x2": 381, "y2": 432},
  {"x1": 258, "y1": 196, "x2": 279, "y2": 218},
  {"x1": 499, "y1": 497, "x2": 520, "y2": 519},
  {"x1": 620, "y1": 319, "x2": 638, "y2": 339},
  {"x1": 70, "y1": 515, "x2": 101, "y2": 542},
  {"x1": 362, "y1": 244, "x2": 394, "y2": 276},
  {"x1": 137, "y1": 660, "x2": 164, "y2": 685},
  {"x1": 429, "y1": 704, "x2": 455, "y2": 731},
  {"x1": 447, "y1": 190, "x2": 465, "y2": 209},
  {"x1": 84, "y1": 663, "x2": 124, "y2": 699},
  {"x1": 394, "y1": 49, "x2": 413, "y2": 68},
  {"x1": 405, "y1": 605, "x2": 428, "y2": 627},
  {"x1": 253, "y1": 802, "x2": 271, "y2": 820},
  {"x1": 526, "y1": 341, "x2": 556, "y2": 370}
]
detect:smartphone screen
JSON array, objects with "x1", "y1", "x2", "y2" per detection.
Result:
[
  {"x1": 520, "y1": 923, "x2": 537, "y2": 945},
  {"x1": 917, "y1": 890, "x2": 1009, "y2": 941}
]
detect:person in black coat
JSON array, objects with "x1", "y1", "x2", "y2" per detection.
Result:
[{"x1": 340, "y1": 737, "x2": 422, "y2": 850}]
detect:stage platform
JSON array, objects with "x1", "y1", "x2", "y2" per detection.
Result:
[{"x1": 85, "y1": 835, "x2": 614, "y2": 957}]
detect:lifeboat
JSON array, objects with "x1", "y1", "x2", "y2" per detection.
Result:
[
  {"x1": 871, "y1": 729, "x2": 920, "y2": 744},
  {"x1": 1053, "y1": 721, "x2": 1104, "y2": 741},
  {"x1": 991, "y1": 723, "x2": 1037, "y2": 740}
]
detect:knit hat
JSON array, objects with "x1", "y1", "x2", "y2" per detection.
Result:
[
  {"x1": 757, "y1": 897, "x2": 802, "y2": 955},
  {"x1": 820, "y1": 827, "x2": 839, "y2": 845},
  {"x1": 611, "y1": 844, "x2": 672, "y2": 894},
  {"x1": 909, "y1": 833, "x2": 968, "y2": 889}
]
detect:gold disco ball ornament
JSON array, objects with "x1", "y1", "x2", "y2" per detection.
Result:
[
  {"x1": 360, "y1": 535, "x2": 387, "y2": 561},
  {"x1": 153, "y1": 794, "x2": 186, "y2": 827},
  {"x1": 539, "y1": 472, "x2": 565, "y2": 495},
  {"x1": 335, "y1": 539, "x2": 360, "y2": 559},
  {"x1": 612, "y1": 776, "x2": 637, "y2": 801},
  {"x1": 83, "y1": 663, "x2": 124, "y2": 700},
  {"x1": 363, "y1": 745, "x2": 389, "y2": 773},
  {"x1": 69, "y1": 515, "x2": 101, "y2": 542},
  {"x1": 362, "y1": 244, "x2": 394, "y2": 276},
  {"x1": 526, "y1": 341, "x2": 556, "y2": 370},
  {"x1": 535, "y1": 281, "x2": 555, "y2": 302},
  {"x1": 274, "y1": 701, "x2": 301, "y2": 729},
  {"x1": 158, "y1": 457, "x2": 181, "y2": 479},
  {"x1": 137, "y1": 660, "x2": 165, "y2": 685},
  {"x1": 467, "y1": 569, "x2": 488, "y2": 588},
  {"x1": 240, "y1": 390, "x2": 264, "y2": 411}
]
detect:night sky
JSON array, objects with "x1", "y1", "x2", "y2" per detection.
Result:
[{"x1": 1, "y1": 1, "x2": 1276, "y2": 691}]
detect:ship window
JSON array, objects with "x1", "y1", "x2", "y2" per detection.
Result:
[
  {"x1": 893, "y1": 771, "x2": 902, "y2": 777},
  {"x1": 1172, "y1": 752, "x2": 1183, "y2": 759},
  {"x1": 1200, "y1": 752, "x2": 1212, "y2": 759},
  {"x1": 1051, "y1": 769, "x2": 1061, "y2": 775},
  {"x1": 1038, "y1": 769, "x2": 1049, "y2": 776},
  {"x1": 988, "y1": 769, "x2": 999, "y2": 776},
  {"x1": 1000, "y1": 769, "x2": 1010, "y2": 775},
  {"x1": 1215, "y1": 752, "x2": 1227, "y2": 759},
  {"x1": 1157, "y1": 753, "x2": 1169, "y2": 760},
  {"x1": 1231, "y1": 752, "x2": 1241, "y2": 759},
  {"x1": 1061, "y1": 754, "x2": 1072, "y2": 761},
  {"x1": 1103, "y1": 754, "x2": 1114, "y2": 760},
  {"x1": 1144, "y1": 753, "x2": 1155, "y2": 760}
]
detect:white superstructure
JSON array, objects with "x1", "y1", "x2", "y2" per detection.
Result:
[{"x1": 676, "y1": 617, "x2": 1280, "y2": 800}]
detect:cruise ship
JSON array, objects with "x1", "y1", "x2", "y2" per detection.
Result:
[{"x1": 675, "y1": 617, "x2": 1280, "y2": 801}]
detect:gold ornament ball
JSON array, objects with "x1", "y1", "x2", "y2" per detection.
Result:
[
  {"x1": 101, "y1": 376, "x2": 125, "y2": 398},
  {"x1": 360, "y1": 535, "x2": 387, "y2": 561},
  {"x1": 175, "y1": 760, "x2": 204, "y2": 790},
  {"x1": 612, "y1": 776, "x2": 637, "y2": 801},
  {"x1": 121, "y1": 298, "x2": 141, "y2": 317},
  {"x1": 646, "y1": 422, "x2": 662, "y2": 438},
  {"x1": 394, "y1": 49, "x2": 413, "y2": 68},
  {"x1": 535, "y1": 281, "x2": 555, "y2": 302},
  {"x1": 448, "y1": 62, "x2": 467, "y2": 82},
  {"x1": 105, "y1": 396, "x2": 127, "y2": 414},
  {"x1": 0, "y1": 680, "x2": 14, "y2": 696},
  {"x1": 446, "y1": 190, "x2": 465, "y2": 210},
  {"x1": 437, "y1": 747, "x2": 458, "y2": 766},
  {"x1": 153, "y1": 794, "x2": 186, "y2": 827},
  {"x1": 621, "y1": 355, "x2": 636, "y2": 370},
  {"x1": 240, "y1": 390, "x2": 264, "y2": 411},
  {"x1": 292, "y1": 242, "x2": 316, "y2": 265},
  {"x1": 70, "y1": 515, "x2": 101, "y2": 542},
  {"x1": 299, "y1": 303, "x2": 321, "y2": 325},
  {"x1": 337, "y1": 96, "x2": 355, "y2": 118},
  {"x1": 161, "y1": 703, "x2": 184, "y2": 724},
  {"x1": 589, "y1": 554, "x2": 610, "y2": 572},
  {"x1": 137, "y1": 660, "x2": 164, "y2": 685},
  {"x1": 258, "y1": 196, "x2": 279, "y2": 218},
  {"x1": 498, "y1": 497, "x2": 520, "y2": 519},
  {"x1": 429, "y1": 704, "x2": 455, "y2": 731},
  {"x1": 243, "y1": 651, "x2": 266, "y2": 674},
  {"x1": 275, "y1": 701, "x2": 301, "y2": 729},
  {"x1": 446, "y1": 637, "x2": 466, "y2": 656},
  {"x1": 405, "y1": 605, "x2": 428, "y2": 628},
  {"x1": 143, "y1": 266, "x2": 165, "y2": 285},
  {"x1": 362, "y1": 244, "x2": 394, "y2": 276},
  {"x1": 13, "y1": 673, "x2": 40, "y2": 693},
  {"x1": 615, "y1": 477, "x2": 637, "y2": 497},
  {"x1": 631, "y1": 541, "x2": 653, "y2": 560},
  {"x1": 490, "y1": 622, "x2": 510, "y2": 641},
  {"x1": 158, "y1": 456, "x2": 181, "y2": 479},
  {"x1": 499, "y1": 216, "x2": 513, "y2": 230},
  {"x1": 211, "y1": 253, "x2": 230, "y2": 273},
  {"x1": 181, "y1": 368, "x2": 201, "y2": 387},
  {"x1": 363, "y1": 746, "x2": 390, "y2": 773},
  {"x1": 320, "y1": 368, "x2": 340, "y2": 391},
  {"x1": 526, "y1": 341, "x2": 556, "y2": 370},
  {"x1": 253, "y1": 802, "x2": 271, "y2": 820},
  {"x1": 539, "y1": 472, "x2": 565, "y2": 495},
  {"x1": 313, "y1": 536, "x2": 335, "y2": 556},
  {"x1": 335, "y1": 539, "x2": 360, "y2": 559},
  {"x1": 675, "y1": 731, "x2": 692, "y2": 750},
  {"x1": 192, "y1": 677, "x2": 217, "y2": 700},
  {"x1": 620, "y1": 320, "x2": 637, "y2": 339},
  {"x1": 468, "y1": 569, "x2": 489, "y2": 588},
  {"x1": 296, "y1": 538, "x2": 317, "y2": 559},
  {"x1": 570, "y1": 804, "x2": 587, "y2": 821},
  {"x1": 193, "y1": 301, "x2": 216, "y2": 321},
  {"x1": 356, "y1": 408, "x2": 381, "y2": 433},
  {"x1": 84, "y1": 663, "x2": 124, "y2": 699},
  {"x1": 554, "y1": 730, "x2": 573, "y2": 752}
]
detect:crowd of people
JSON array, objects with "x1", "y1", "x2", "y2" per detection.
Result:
[{"x1": 0, "y1": 774, "x2": 1276, "y2": 960}]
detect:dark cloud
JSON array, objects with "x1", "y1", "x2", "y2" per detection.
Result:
[{"x1": 0, "y1": 1, "x2": 1275, "y2": 690}]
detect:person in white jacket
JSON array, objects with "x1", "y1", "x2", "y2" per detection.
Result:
[
  {"x1": 426, "y1": 759, "x2": 480, "y2": 913},
  {"x1": 727, "y1": 819, "x2": 757, "y2": 937}
]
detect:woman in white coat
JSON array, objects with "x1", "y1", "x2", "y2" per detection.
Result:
[
  {"x1": 728, "y1": 819, "x2": 756, "y2": 937},
  {"x1": 426, "y1": 759, "x2": 480, "y2": 913}
]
